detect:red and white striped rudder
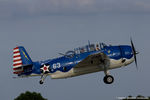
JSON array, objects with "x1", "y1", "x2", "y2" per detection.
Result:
[{"x1": 13, "y1": 47, "x2": 23, "y2": 74}]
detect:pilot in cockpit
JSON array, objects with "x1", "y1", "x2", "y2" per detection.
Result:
[
  {"x1": 96, "y1": 44, "x2": 100, "y2": 51},
  {"x1": 80, "y1": 48, "x2": 85, "y2": 53}
]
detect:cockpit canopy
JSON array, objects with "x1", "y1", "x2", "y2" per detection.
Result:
[{"x1": 65, "y1": 43, "x2": 107, "y2": 57}]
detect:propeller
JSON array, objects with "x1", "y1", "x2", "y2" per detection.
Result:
[{"x1": 130, "y1": 38, "x2": 139, "y2": 69}]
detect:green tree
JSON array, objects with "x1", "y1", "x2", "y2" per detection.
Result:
[
  {"x1": 148, "y1": 96, "x2": 150, "y2": 100},
  {"x1": 136, "y1": 95, "x2": 145, "y2": 99},
  {"x1": 14, "y1": 91, "x2": 47, "y2": 100}
]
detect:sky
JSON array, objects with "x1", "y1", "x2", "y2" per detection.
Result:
[{"x1": 0, "y1": 0, "x2": 150, "y2": 100}]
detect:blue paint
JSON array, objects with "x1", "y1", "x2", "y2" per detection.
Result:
[{"x1": 17, "y1": 43, "x2": 133, "y2": 76}]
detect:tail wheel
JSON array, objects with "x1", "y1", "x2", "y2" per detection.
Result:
[{"x1": 103, "y1": 75, "x2": 114, "y2": 84}]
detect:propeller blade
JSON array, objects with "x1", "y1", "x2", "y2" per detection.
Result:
[
  {"x1": 130, "y1": 38, "x2": 138, "y2": 69},
  {"x1": 134, "y1": 53, "x2": 138, "y2": 69}
]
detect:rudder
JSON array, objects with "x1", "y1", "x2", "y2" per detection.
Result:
[{"x1": 13, "y1": 46, "x2": 33, "y2": 74}]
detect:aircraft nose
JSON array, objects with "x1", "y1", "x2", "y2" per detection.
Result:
[
  {"x1": 130, "y1": 45, "x2": 139, "y2": 55},
  {"x1": 130, "y1": 39, "x2": 139, "y2": 68},
  {"x1": 128, "y1": 45, "x2": 139, "y2": 59},
  {"x1": 129, "y1": 46, "x2": 133, "y2": 55},
  {"x1": 129, "y1": 46, "x2": 138, "y2": 57},
  {"x1": 120, "y1": 46, "x2": 133, "y2": 59},
  {"x1": 127, "y1": 46, "x2": 134, "y2": 58}
]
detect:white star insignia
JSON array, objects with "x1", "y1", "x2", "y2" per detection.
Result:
[{"x1": 40, "y1": 64, "x2": 50, "y2": 73}]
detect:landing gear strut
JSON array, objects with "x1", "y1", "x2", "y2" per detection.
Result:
[{"x1": 39, "y1": 74, "x2": 47, "y2": 84}]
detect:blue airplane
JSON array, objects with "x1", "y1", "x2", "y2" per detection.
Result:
[{"x1": 13, "y1": 39, "x2": 138, "y2": 84}]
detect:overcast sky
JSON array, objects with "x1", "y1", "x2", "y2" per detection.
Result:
[
  {"x1": 1, "y1": 0, "x2": 150, "y2": 18},
  {"x1": 0, "y1": 0, "x2": 150, "y2": 100}
]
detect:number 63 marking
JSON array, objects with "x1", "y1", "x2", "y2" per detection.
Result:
[{"x1": 52, "y1": 63, "x2": 61, "y2": 69}]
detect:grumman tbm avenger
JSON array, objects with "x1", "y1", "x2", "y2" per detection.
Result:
[{"x1": 13, "y1": 39, "x2": 138, "y2": 84}]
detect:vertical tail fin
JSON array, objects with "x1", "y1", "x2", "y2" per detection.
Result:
[{"x1": 13, "y1": 46, "x2": 33, "y2": 74}]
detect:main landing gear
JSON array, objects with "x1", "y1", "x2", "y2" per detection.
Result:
[
  {"x1": 103, "y1": 70, "x2": 114, "y2": 84},
  {"x1": 103, "y1": 75, "x2": 114, "y2": 84}
]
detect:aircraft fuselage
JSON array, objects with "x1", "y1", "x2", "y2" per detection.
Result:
[{"x1": 29, "y1": 45, "x2": 134, "y2": 79}]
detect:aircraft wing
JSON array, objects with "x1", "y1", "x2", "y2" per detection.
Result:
[{"x1": 74, "y1": 52, "x2": 110, "y2": 68}]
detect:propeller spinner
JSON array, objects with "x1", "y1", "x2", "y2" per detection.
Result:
[{"x1": 130, "y1": 38, "x2": 139, "y2": 69}]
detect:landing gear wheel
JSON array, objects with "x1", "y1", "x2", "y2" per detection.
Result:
[
  {"x1": 39, "y1": 80, "x2": 44, "y2": 84},
  {"x1": 103, "y1": 75, "x2": 114, "y2": 84}
]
